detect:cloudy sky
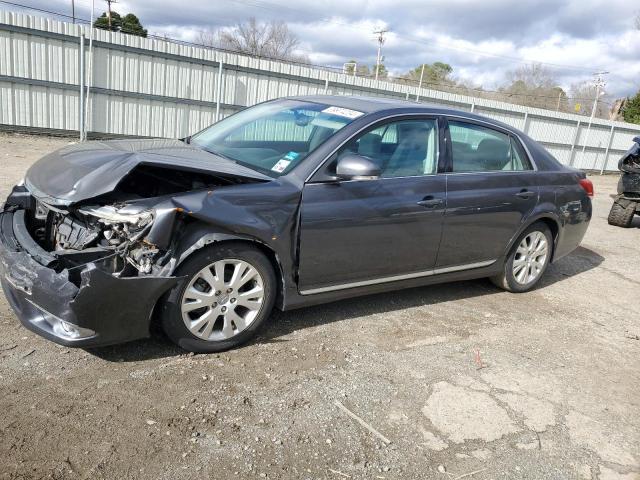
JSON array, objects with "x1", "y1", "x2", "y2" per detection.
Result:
[{"x1": 6, "y1": 0, "x2": 640, "y2": 98}]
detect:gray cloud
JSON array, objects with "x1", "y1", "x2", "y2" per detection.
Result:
[{"x1": 6, "y1": 0, "x2": 640, "y2": 97}]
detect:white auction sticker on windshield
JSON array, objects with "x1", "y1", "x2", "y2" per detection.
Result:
[
  {"x1": 321, "y1": 106, "x2": 364, "y2": 119},
  {"x1": 271, "y1": 159, "x2": 291, "y2": 173}
]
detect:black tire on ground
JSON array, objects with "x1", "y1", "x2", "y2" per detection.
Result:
[
  {"x1": 490, "y1": 222, "x2": 553, "y2": 293},
  {"x1": 160, "y1": 242, "x2": 277, "y2": 353},
  {"x1": 607, "y1": 200, "x2": 635, "y2": 228}
]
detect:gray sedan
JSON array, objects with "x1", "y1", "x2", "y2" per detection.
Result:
[{"x1": 0, "y1": 95, "x2": 593, "y2": 352}]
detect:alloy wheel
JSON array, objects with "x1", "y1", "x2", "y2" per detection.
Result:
[
  {"x1": 512, "y1": 231, "x2": 548, "y2": 285},
  {"x1": 181, "y1": 258, "x2": 265, "y2": 341}
]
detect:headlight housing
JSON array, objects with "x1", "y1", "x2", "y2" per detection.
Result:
[{"x1": 79, "y1": 205, "x2": 153, "y2": 227}]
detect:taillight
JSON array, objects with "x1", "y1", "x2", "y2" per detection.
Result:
[{"x1": 579, "y1": 178, "x2": 594, "y2": 197}]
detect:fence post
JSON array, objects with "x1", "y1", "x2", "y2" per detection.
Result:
[
  {"x1": 522, "y1": 112, "x2": 529, "y2": 134},
  {"x1": 79, "y1": 33, "x2": 85, "y2": 140},
  {"x1": 579, "y1": 118, "x2": 596, "y2": 167},
  {"x1": 324, "y1": 78, "x2": 329, "y2": 94},
  {"x1": 215, "y1": 61, "x2": 224, "y2": 123},
  {"x1": 568, "y1": 120, "x2": 581, "y2": 166},
  {"x1": 591, "y1": 141, "x2": 602, "y2": 171},
  {"x1": 470, "y1": 102, "x2": 475, "y2": 112},
  {"x1": 601, "y1": 125, "x2": 615, "y2": 175}
]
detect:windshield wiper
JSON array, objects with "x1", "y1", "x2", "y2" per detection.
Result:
[{"x1": 201, "y1": 147, "x2": 237, "y2": 163}]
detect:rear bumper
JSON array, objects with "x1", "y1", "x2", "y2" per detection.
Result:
[{"x1": 0, "y1": 209, "x2": 177, "y2": 348}]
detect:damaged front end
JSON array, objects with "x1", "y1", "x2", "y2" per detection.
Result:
[
  {"x1": 0, "y1": 155, "x2": 265, "y2": 347},
  {"x1": 0, "y1": 187, "x2": 181, "y2": 347}
]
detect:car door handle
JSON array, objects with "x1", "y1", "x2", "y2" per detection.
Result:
[
  {"x1": 417, "y1": 197, "x2": 444, "y2": 208},
  {"x1": 515, "y1": 189, "x2": 535, "y2": 199}
]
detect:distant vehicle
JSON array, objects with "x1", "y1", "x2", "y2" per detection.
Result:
[
  {"x1": 608, "y1": 136, "x2": 640, "y2": 228},
  {"x1": 0, "y1": 96, "x2": 593, "y2": 352}
]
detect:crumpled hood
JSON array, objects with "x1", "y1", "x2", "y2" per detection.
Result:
[{"x1": 25, "y1": 138, "x2": 270, "y2": 205}]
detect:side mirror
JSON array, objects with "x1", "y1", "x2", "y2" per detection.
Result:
[{"x1": 336, "y1": 154, "x2": 381, "y2": 181}]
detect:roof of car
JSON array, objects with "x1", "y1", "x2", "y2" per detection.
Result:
[
  {"x1": 286, "y1": 95, "x2": 565, "y2": 172},
  {"x1": 287, "y1": 95, "x2": 516, "y2": 130}
]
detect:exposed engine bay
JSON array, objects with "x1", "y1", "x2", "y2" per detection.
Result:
[
  {"x1": 22, "y1": 164, "x2": 260, "y2": 279},
  {"x1": 35, "y1": 201, "x2": 158, "y2": 275}
]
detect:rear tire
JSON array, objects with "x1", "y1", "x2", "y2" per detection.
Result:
[
  {"x1": 160, "y1": 242, "x2": 276, "y2": 353},
  {"x1": 491, "y1": 222, "x2": 552, "y2": 293},
  {"x1": 608, "y1": 200, "x2": 635, "y2": 228}
]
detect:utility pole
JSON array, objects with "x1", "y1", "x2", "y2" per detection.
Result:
[
  {"x1": 416, "y1": 63, "x2": 426, "y2": 101},
  {"x1": 71, "y1": 0, "x2": 75, "y2": 23},
  {"x1": 579, "y1": 71, "x2": 609, "y2": 166},
  {"x1": 373, "y1": 28, "x2": 388, "y2": 81},
  {"x1": 105, "y1": 0, "x2": 117, "y2": 29}
]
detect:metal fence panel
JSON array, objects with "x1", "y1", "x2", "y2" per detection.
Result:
[{"x1": 1, "y1": 10, "x2": 639, "y2": 170}]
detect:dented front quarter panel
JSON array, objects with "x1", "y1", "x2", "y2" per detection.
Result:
[{"x1": 167, "y1": 178, "x2": 303, "y2": 303}]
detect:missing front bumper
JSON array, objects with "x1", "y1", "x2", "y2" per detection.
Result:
[{"x1": 0, "y1": 210, "x2": 178, "y2": 348}]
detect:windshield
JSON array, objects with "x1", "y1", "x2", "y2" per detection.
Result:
[{"x1": 190, "y1": 100, "x2": 364, "y2": 176}]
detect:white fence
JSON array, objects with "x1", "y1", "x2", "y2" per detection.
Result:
[{"x1": 0, "y1": 11, "x2": 639, "y2": 171}]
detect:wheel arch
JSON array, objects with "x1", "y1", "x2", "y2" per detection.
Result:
[
  {"x1": 168, "y1": 223, "x2": 287, "y2": 309},
  {"x1": 504, "y1": 214, "x2": 561, "y2": 263}
]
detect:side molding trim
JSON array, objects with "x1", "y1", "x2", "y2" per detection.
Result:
[{"x1": 299, "y1": 259, "x2": 496, "y2": 295}]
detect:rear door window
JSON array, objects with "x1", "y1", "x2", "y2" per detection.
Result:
[{"x1": 449, "y1": 121, "x2": 532, "y2": 172}]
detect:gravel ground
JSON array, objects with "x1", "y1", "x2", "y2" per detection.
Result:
[{"x1": 0, "y1": 132, "x2": 638, "y2": 480}]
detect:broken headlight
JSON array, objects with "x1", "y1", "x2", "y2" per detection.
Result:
[
  {"x1": 78, "y1": 205, "x2": 153, "y2": 246},
  {"x1": 77, "y1": 204, "x2": 158, "y2": 274},
  {"x1": 79, "y1": 205, "x2": 153, "y2": 227}
]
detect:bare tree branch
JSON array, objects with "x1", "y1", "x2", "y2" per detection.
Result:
[{"x1": 199, "y1": 18, "x2": 308, "y2": 62}]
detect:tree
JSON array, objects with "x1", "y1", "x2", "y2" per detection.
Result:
[
  {"x1": 343, "y1": 60, "x2": 371, "y2": 77},
  {"x1": 344, "y1": 60, "x2": 357, "y2": 75},
  {"x1": 498, "y1": 63, "x2": 565, "y2": 110},
  {"x1": 404, "y1": 62, "x2": 453, "y2": 85},
  {"x1": 507, "y1": 63, "x2": 556, "y2": 90},
  {"x1": 622, "y1": 90, "x2": 640, "y2": 124},
  {"x1": 94, "y1": 11, "x2": 147, "y2": 37},
  {"x1": 372, "y1": 63, "x2": 388, "y2": 79},
  {"x1": 120, "y1": 14, "x2": 147, "y2": 37},
  {"x1": 357, "y1": 64, "x2": 371, "y2": 76},
  {"x1": 199, "y1": 18, "x2": 308, "y2": 62},
  {"x1": 94, "y1": 11, "x2": 121, "y2": 32}
]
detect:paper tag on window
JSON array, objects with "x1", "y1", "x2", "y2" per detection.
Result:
[
  {"x1": 271, "y1": 159, "x2": 291, "y2": 173},
  {"x1": 321, "y1": 106, "x2": 364, "y2": 119}
]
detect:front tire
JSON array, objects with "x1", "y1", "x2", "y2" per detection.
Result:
[
  {"x1": 160, "y1": 242, "x2": 276, "y2": 353},
  {"x1": 491, "y1": 222, "x2": 552, "y2": 293},
  {"x1": 608, "y1": 200, "x2": 635, "y2": 228}
]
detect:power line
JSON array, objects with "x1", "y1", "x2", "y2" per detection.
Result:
[
  {"x1": 0, "y1": 0, "x2": 619, "y2": 109},
  {"x1": 222, "y1": 0, "x2": 609, "y2": 74},
  {"x1": 0, "y1": 0, "x2": 623, "y2": 77},
  {"x1": 0, "y1": 0, "x2": 89, "y2": 22}
]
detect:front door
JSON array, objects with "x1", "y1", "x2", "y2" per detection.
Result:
[
  {"x1": 436, "y1": 119, "x2": 539, "y2": 268},
  {"x1": 297, "y1": 117, "x2": 447, "y2": 292}
]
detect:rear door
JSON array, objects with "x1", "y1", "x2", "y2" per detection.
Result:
[
  {"x1": 297, "y1": 116, "x2": 447, "y2": 292},
  {"x1": 436, "y1": 119, "x2": 539, "y2": 268}
]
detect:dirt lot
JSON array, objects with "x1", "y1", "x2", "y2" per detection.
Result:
[{"x1": 0, "y1": 132, "x2": 638, "y2": 480}]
